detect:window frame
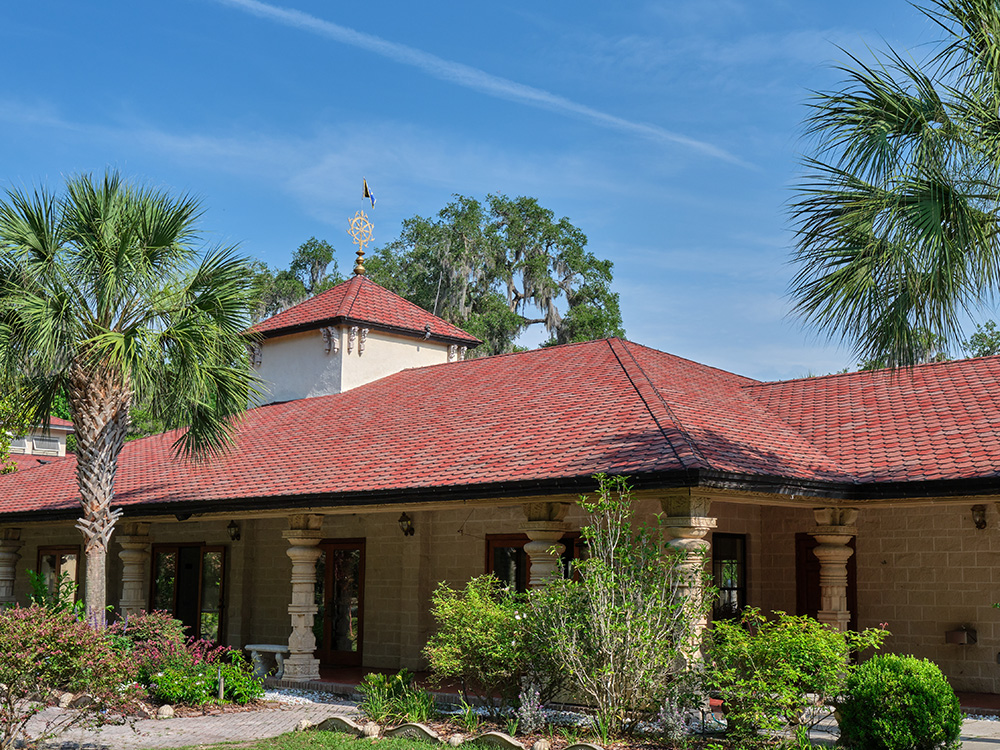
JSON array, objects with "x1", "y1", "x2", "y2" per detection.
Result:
[
  {"x1": 485, "y1": 532, "x2": 582, "y2": 593},
  {"x1": 36, "y1": 545, "x2": 82, "y2": 602},
  {"x1": 711, "y1": 532, "x2": 747, "y2": 621}
]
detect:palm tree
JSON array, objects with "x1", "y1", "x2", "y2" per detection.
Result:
[
  {"x1": 0, "y1": 171, "x2": 260, "y2": 623},
  {"x1": 790, "y1": 0, "x2": 1000, "y2": 367}
]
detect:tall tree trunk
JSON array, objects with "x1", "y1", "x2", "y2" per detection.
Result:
[{"x1": 68, "y1": 362, "x2": 130, "y2": 627}]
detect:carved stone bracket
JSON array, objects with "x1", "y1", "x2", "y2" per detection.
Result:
[
  {"x1": 360, "y1": 328, "x2": 369, "y2": 354},
  {"x1": 348, "y1": 326, "x2": 358, "y2": 354},
  {"x1": 321, "y1": 326, "x2": 340, "y2": 355},
  {"x1": 448, "y1": 344, "x2": 458, "y2": 362},
  {"x1": 247, "y1": 343, "x2": 262, "y2": 368},
  {"x1": 809, "y1": 507, "x2": 859, "y2": 632},
  {"x1": 459, "y1": 346, "x2": 467, "y2": 361}
]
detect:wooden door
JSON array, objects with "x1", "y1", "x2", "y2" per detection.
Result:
[{"x1": 315, "y1": 540, "x2": 365, "y2": 667}]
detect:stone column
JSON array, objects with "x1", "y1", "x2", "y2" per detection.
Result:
[
  {"x1": 809, "y1": 507, "x2": 858, "y2": 632},
  {"x1": 282, "y1": 514, "x2": 323, "y2": 681},
  {"x1": 661, "y1": 493, "x2": 716, "y2": 640},
  {"x1": 520, "y1": 502, "x2": 571, "y2": 588},
  {"x1": 0, "y1": 529, "x2": 22, "y2": 607},
  {"x1": 117, "y1": 522, "x2": 151, "y2": 617}
]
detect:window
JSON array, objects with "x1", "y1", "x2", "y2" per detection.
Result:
[
  {"x1": 485, "y1": 533, "x2": 581, "y2": 593},
  {"x1": 10, "y1": 438, "x2": 26, "y2": 453},
  {"x1": 712, "y1": 533, "x2": 746, "y2": 620},
  {"x1": 32, "y1": 437, "x2": 60, "y2": 455},
  {"x1": 37, "y1": 546, "x2": 81, "y2": 601},
  {"x1": 151, "y1": 545, "x2": 225, "y2": 642}
]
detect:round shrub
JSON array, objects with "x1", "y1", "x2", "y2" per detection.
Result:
[{"x1": 839, "y1": 654, "x2": 961, "y2": 750}]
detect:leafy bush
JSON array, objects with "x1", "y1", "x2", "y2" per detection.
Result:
[
  {"x1": 424, "y1": 575, "x2": 528, "y2": 715},
  {"x1": 707, "y1": 608, "x2": 887, "y2": 743},
  {"x1": 357, "y1": 670, "x2": 435, "y2": 724},
  {"x1": 147, "y1": 647, "x2": 263, "y2": 706},
  {"x1": 110, "y1": 611, "x2": 262, "y2": 706},
  {"x1": 27, "y1": 570, "x2": 85, "y2": 618},
  {"x1": 108, "y1": 610, "x2": 189, "y2": 681},
  {"x1": 839, "y1": 654, "x2": 961, "y2": 750},
  {"x1": 530, "y1": 474, "x2": 710, "y2": 736},
  {"x1": 0, "y1": 606, "x2": 140, "y2": 747}
]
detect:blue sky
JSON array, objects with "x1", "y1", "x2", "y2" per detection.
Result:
[{"x1": 0, "y1": 1, "x2": 953, "y2": 380}]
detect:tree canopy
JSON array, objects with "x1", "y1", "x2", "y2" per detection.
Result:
[
  {"x1": 789, "y1": 0, "x2": 1000, "y2": 368},
  {"x1": 365, "y1": 194, "x2": 624, "y2": 355},
  {"x1": 250, "y1": 237, "x2": 344, "y2": 322}
]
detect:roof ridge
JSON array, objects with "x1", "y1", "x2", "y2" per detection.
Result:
[
  {"x1": 342, "y1": 274, "x2": 365, "y2": 318},
  {"x1": 607, "y1": 338, "x2": 709, "y2": 470},
  {"x1": 761, "y1": 354, "x2": 1000, "y2": 387}
]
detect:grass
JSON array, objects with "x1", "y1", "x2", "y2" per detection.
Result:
[{"x1": 174, "y1": 733, "x2": 431, "y2": 750}]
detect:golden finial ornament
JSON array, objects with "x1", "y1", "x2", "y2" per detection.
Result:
[{"x1": 348, "y1": 210, "x2": 374, "y2": 276}]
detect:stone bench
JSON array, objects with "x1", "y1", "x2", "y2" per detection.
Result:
[{"x1": 244, "y1": 643, "x2": 288, "y2": 679}]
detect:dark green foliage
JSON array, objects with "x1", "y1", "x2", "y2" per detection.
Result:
[
  {"x1": 249, "y1": 238, "x2": 343, "y2": 322},
  {"x1": 424, "y1": 575, "x2": 538, "y2": 716},
  {"x1": 839, "y1": 654, "x2": 961, "y2": 750},
  {"x1": 366, "y1": 194, "x2": 624, "y2": 355},
  {"x1": 707, "y1": 609, "x2": 887, "y2": 744},
  {"x1": 962, "y1": 319, "x2": 1000, "y2": 357}
]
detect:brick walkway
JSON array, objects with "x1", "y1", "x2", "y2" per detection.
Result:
[{"x1": 26, "y1": 702, "x2": 359, "y2": 749}]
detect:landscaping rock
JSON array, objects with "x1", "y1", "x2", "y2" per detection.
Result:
[
  {"x1": 314, "y1": 716, "x2": 364, "y2": 736},
  {"x1": 156, "y1": 704, "x2": 175, "y2": 719},
  {"x1": 57, "y1": 692, "x2": 74, "y2": 708},
  {"x1": 473, "y1": 732, "x2": 525, "y2": 750},
  {"x1": 69, "y1": 693, "x2": 93, "y2": 708},
  {"x1": 362, "y1": 723, "x2": 382, "y2": 738},
  {"x1": 295, "y1": 719, "x2": 312, "y2": 732},
  {"x1": 531, "y1": 740, "x2": 551, "y2": 750},
  {"x1": 385, "y1": 722, "x2": 442, "y2": 743},
  {"x1": 448, "y1": 734, "x2": 464, "y2": 747},
  {"x1": 565, "y1": 743, "x2": 605, "y2": 750}
]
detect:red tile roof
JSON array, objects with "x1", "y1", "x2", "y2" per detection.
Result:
[
  {"x1": 3, "y1": 339, "x2": 1000, "y2": 518},
  {"x1": 251, "y1": 275, "x2": 481, "y2": 345},
  {"x1": 6, "y1": 453, "x2": 69, "y2": 473}
]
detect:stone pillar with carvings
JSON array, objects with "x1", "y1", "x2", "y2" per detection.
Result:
[
  {"x1": 0, "y1": 529, "x2": 22, "y2": 607},
  {"x1": 661, "y1": 493, "x2": 716, "y2": 639},
  {"x1": 117, "y1": 522, "x2": 151, "y2": 617},
  {"x1": 520, "y1": 502, "x2": 571, "y2": 588},
  {"x1": 282, "y1": 514, "x2": 323, "y2": 681},
  {"x1": 809, "y1": 507, "x2": 858, "y2": 632}
]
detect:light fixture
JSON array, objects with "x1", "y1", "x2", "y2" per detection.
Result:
[
  {"x1": 972, "y1": 505, "x2": 987, "y2": 530},
  {"x1": 227, "y1": 520, "x2": 241, "y2": 542},
  {"x1": 398, "y1": 512, "x2": 415, "y2": 536}
]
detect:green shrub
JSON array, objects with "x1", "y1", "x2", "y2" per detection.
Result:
[
  {"x1": 530, "y1": 474, "x2": 711, "y2": 736},
  {"x1": 147, "y1": 650, "x2": 263, "y2": 706},
  {"x1": 707, "y1": 608, "x2": 887, "y2": 743},
  {"x1": 108, "y1": 610, "x2": 189, "y2": 681},
  {"x1": 424, "y1": 576, "x2": 527, "y2": 715},
  {"x1": 357, "y1": 670, "x2": 435, "y2": 725},
  {"x1": 839, "y1": 654, "x2": 961, "y2": 750}
]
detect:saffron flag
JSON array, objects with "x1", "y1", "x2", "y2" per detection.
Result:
[{"x1": 363, "y1": 178, "x2": 375, "y2": 207}]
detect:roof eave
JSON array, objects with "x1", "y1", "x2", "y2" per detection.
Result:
[{"x1": 255, "y1": 316, "x2": 482, "y2": 347}]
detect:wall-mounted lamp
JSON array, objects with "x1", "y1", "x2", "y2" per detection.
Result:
[
  {"x1": 972, "y1": 504, "x2": 987, "y2": 530},
  {"x1": 398, "y1": 512, "x2": 415, "y2": 536},
  {"x1": 227, "y1": 520, "x2": 241, "y2": 542}
]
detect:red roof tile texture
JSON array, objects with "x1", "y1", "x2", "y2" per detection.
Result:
[
  {"x1": 251, "y1": 275, "x2": 481, "y2": 344},
  {"x1": 3, "y1": 339, "x2": 1000, "y2": 516}
]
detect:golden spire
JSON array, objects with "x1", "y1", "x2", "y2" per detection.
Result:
[{"x1": 348, "y1": 210, "x2": 374, "y2": 276}]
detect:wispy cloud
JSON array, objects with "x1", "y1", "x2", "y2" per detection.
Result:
[{"x1": 210, "y1": 0, "x2": 750, "y2": 168}]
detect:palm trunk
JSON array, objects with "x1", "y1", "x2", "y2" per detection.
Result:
[{"x1": 68, "y1": 362, "x2": 130, "y2": 627}]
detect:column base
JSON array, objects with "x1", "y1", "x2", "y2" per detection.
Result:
[{"x1": 281, "y1": 655, "x2": 320, "y2": 682}]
